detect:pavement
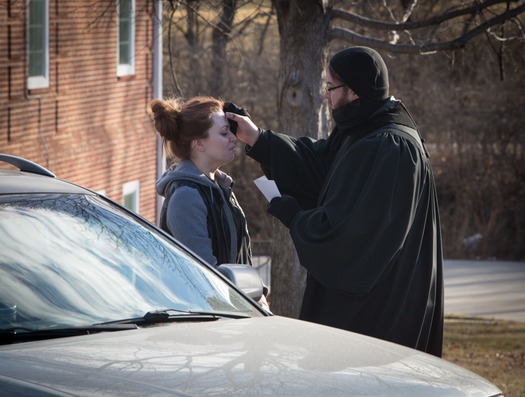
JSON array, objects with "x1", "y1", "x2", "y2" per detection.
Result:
[
  {"x1": 253, "y1": 257, "x2": 525, "y2": 322},
  {"x1": 444, "y1": 259, "x2": 525, "y2": 322}
]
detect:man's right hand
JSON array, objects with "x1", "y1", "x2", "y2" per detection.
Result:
[{"x1": 225, "y1": 111, "x2": 261, "y2": 147}]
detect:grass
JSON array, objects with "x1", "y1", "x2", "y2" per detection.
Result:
[{"x1": 443, "y1": 315, "x2": 525, "y2": 397}]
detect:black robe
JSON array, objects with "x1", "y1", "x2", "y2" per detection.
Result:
[{"x1": 247, "y1": 98, "x2": 444, "y2": 357}]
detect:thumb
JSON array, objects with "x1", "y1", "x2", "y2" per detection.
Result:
[{"x1": 225, "y1": 113, "x2": 260, "y2": 146}]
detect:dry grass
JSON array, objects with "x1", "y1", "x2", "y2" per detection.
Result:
[{"x1": 443, "y1": 315, "x2": 525, "y2": 397}]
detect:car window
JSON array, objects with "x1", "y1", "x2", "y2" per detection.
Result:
[{"x1": 0, "y1": 193, "x2": 261, "y2": 330}]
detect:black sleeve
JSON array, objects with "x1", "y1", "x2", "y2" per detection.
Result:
[{"x1": 247, "y1": 129, "x2": 342, "y2": 209}]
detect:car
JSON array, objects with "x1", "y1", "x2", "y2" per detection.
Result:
[{"x1": 0, "y1": 153, "x2": 504, "y2": 397}]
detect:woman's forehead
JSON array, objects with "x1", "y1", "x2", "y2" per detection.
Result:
[{"x1": 210, "y1": 112, "x2": 228, "y2": 128}]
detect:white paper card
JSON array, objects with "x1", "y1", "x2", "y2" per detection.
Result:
[{"x1": 253, "y1": 175, "x2": 281, "y2": 202}]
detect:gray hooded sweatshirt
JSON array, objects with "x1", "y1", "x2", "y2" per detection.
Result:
[{"x1": 156, "y1": 159, "x2": 245, "y2": 266}]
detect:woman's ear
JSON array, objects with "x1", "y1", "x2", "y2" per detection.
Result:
[{"x1": 192, "y1": 139, "x2": 204, "y2": 152}]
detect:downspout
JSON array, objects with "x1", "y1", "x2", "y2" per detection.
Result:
[{"x1": 152, "y1": 0, "x2": 164, "y2": 225}]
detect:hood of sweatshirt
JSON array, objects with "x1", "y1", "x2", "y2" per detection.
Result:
[{"x1": 156, "y1": 159, "x2": 233, "y2": 198}]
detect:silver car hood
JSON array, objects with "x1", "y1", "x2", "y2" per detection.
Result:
[{"x1": 0, "y1": 316, "x2": 501, "y2": 397}]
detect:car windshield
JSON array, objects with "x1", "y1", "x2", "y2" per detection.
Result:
[{"x1": 0, "y1": 193, "x2": 262, "y2": 331}]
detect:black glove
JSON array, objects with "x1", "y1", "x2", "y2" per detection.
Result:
[
  {"x1": 223, "y1": 102, "x2": 251, "y2": 135},
  {"x1": 267, "y1": 195, "x2": 302, "y2": 228}
]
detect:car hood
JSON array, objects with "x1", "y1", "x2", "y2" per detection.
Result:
[{"x1": 0, "y1": 316, "x2": 501, "y2": 397}]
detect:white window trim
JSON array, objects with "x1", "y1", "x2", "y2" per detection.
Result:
[
  {"x1": 117, "y1": 0, "x2": 135, "y2": 77},
  {"x1": 122, "y1": 180, "x2": 140, "y2": 213},
  {"x1": 27, "y1": 0, "x2": 50, "y2": 89}
]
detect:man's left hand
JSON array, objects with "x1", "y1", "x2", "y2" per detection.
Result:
[{"x1": 267, "y1": 195, "x2": 302, "y2": 228}]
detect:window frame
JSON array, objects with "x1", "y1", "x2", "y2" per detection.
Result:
[
  {"x1": 117, "y1": 0, "x2": 136, "y2": 77},
  {"x1": 122, "y1": 180, "x2": 140, "y2": 214},
  {"x1": 27, "y1": 0, "x2": 50, "y2": 90}
]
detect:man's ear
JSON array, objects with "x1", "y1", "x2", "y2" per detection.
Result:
[{"x1": 347, "y1": 88, "x2": 359, "y2": 102}]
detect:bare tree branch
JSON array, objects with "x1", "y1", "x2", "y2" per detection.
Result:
[
  {"x1": 181, "y1": 0, "x2": 235, "y2": 37},
  {"x1": 256, "y1": 8, "x2": 274, "y2": 55},
  {"x1": 330, "y1": 1, "x2": 525, "y2": 54},
  {"x1": 400, "y1": 0, "x2": 418, "y2": 23},
  {"x1": 331, "y1": 0, "x2": 523, "y2": 31}
]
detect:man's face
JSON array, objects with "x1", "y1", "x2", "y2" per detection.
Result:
[{"x1": 323, "y1": 69, "x2": 359, "y2": 110}]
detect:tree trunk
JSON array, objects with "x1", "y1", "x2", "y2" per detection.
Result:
[
  {"x1": 210, "y1": 0, "x2": 236, "y2": 96},
  {"x1": 270, "y1": 0, "x2": 332, "y2": 318}
]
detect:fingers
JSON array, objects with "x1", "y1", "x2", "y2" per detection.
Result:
[
  {"x1": 225, "y1": 112, "x2": 255, "y2": 129},
  {"x1": 225, "y1": 112, "x2": 242, "y2": 121},
  {"x1": 225, "y1": 112, "x2": 260, "y2": 147}
]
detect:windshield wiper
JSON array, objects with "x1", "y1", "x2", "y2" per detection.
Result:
[
  {"x1": 0, "y1": 310, "x2": 252, "y2": 344},
  {"x1": 146, "y1": 309, "x2": 251, "y2": 320},
  {"x1": 0, "y1": 323, "x2": 138, "y2": 345},
  {"x1": 97, "y1": 308, "x2": 251, "y2": 327}
]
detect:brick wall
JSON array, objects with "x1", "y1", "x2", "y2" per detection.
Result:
[{"x1": 0, "y1": 0, "x2": 158, "y2": 223}]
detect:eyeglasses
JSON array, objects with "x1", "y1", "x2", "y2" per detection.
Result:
[{"x1": 325, "y1": 84, "x2": 344, "y2": 93}]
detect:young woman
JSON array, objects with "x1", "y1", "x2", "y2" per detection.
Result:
[{"x1": 148, "y1": 96, "x2": 252, "y2": 268}]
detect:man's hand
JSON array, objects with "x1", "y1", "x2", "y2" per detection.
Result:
[
  {"x1": 224, "y1": 106, "x2": 261, "y2": 147},
  {"x1": 267, "y1": 195, "x2": 302, "y2": 228},
  {"x1": 223, "y1": 102, "x2": 250, "y2": 134}
]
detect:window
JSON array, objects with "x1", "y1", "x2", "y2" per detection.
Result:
[
  {"x1": 27, "y1": 0, "x2": 49, "y2": 89},
  {"x1": 117, "y1": 0, "x2": 135, "y2": 76},
  {"x1": 122, "y1": 181, "x2": 140, "y2": 213}
]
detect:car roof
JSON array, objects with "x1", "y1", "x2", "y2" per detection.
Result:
[{"x1": 0, "y1": 154, "x2": 91, "y2": 196}]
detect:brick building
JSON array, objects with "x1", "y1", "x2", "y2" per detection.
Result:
[{"x1": 0, "y1": 0, "x2": 163, "y2": 223}]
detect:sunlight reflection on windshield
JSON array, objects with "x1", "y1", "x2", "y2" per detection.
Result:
[{"x1": 0, "y1": 195, "x2": 257, "y2": 329}]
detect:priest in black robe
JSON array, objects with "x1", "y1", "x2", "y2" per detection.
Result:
[{"x1": 226, "y1": 46, "x2": 444, "y2": 357}]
